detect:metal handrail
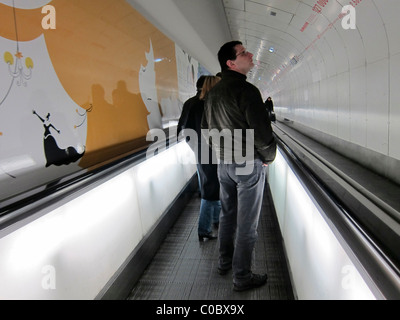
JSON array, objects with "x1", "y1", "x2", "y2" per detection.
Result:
[
  {"x1": 0, "y1": 131, "x2": 178, "y2": 234},
  {"x1": 273, "y1": 124, "x2": 400, "y2": 299}
]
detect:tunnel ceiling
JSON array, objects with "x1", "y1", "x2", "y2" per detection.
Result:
[
  {"x1": 222, "y1": 0, "x2": 305, "y2": 87},
  {"x1": 221, "y1": 0, "x2": 349, "y2": 96},
  {"x1": 220, "y1": 0, "x2": 394, "y2": 98}
]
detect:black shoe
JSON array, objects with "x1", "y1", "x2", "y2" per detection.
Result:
[
  {"x1": 217, "y1": 266, "x2": 231, "y2": 275},
  {"x1": 233, "y1": 273, "x2": 268, "y2": 292},
  {"x1": 198, "y1": 233, "x2": 217, "y2": 242}
]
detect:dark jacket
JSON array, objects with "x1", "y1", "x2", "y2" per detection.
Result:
[
  {"x1": 202, "y1": 70, "x2": 276, "y2": 164},
  {"x1": 177, "y1": 92, "x2": 220, "y2": 201},
  {"x1": 265, "y1": 99, "x2": 274, "y2": 113},
  {"x1": 177, "y1": 91, "x2": 201, "y2": 138}
]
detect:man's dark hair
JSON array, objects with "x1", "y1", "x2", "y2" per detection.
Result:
[{"x1": 218, "y1": 41, "x2": 242, "y2": 71}]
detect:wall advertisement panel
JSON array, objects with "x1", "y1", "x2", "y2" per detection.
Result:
[{"x1": 0, "y1": 0, "x2": 207, "y2": 202}]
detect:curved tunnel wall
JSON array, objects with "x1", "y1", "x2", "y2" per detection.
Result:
[{"x1": 266, "y1": 0, "x2": 400, "y2": 184}]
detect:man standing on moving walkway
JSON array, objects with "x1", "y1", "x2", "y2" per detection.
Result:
[{"x1": 202, "y1": 41, "x2": 276, "y2": 291}]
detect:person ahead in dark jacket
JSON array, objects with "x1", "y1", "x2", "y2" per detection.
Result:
[
  {"x1": 202, "y1": 41, "x2": 276, "y2": 292},
  {"x1": 177, "y1": 76, "x2": 206, "y2": 137},
  {"x1": 178, "y1": 75, "x2": 221, "y2": 242},
  {"x1": 264, "y1": 96, "x2": 275, "y2": 122},
  {"x1": 265, "y1": 96, "x2": 274, "y2": 113}
]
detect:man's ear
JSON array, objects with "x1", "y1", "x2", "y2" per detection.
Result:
[{"x1": 226, "y1": 60, "x2": 235, "y2": 69}]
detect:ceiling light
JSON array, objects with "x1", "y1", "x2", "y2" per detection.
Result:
[{"x1": 290, "y1": 56, "x2": 298, "y2": 65}]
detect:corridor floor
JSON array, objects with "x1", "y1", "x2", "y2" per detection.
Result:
[{"x1": 128, "y1": 185, "x2": 294, "y2": 300}]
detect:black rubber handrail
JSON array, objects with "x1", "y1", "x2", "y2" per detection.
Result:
[
  {"x1": 0, "y1": 131, "x2": 178, "y2": 234},
  {"x1": 273, "y1": 125, "x2": 400, "y2": 299}
]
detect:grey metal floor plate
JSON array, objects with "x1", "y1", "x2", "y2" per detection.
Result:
[{"x1": 128, "y1": 184, "x2": 294, "y2": 300}]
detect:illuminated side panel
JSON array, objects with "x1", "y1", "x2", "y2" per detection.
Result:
[
  {"x1": 0, "y1": 141, "x2": 196, "y2": 299},
  {"x1": 269, "y1": 149, "x2": 376, "y2": 300}
]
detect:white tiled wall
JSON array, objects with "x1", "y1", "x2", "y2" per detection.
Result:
[{"x1": 273, "y1": 1, "x2": 400, "y2": 162}]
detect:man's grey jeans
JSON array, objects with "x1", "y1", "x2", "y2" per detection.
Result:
[{"x1": 217, "y1": 158, "x2": 266, "y2": 284}]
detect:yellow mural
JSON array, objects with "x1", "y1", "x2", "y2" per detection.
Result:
[{"x1": 0, "y1": 0, "x2": 178, "y2": 168}]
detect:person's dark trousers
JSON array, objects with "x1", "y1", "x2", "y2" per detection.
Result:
[
  {"x1": 217, "y1": 158, "x2": 266, "y2": 285},
  {"x1": 196, "y1": 160, "x2": 220, "y2": 236}
]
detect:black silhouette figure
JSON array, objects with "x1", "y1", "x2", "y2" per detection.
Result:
[
  {"x1": 33, "y1": 110, "x2": 85, "y2": 167},
  {"x1": 264, "y1": 97, "x2": 275, "y2": 122}
]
